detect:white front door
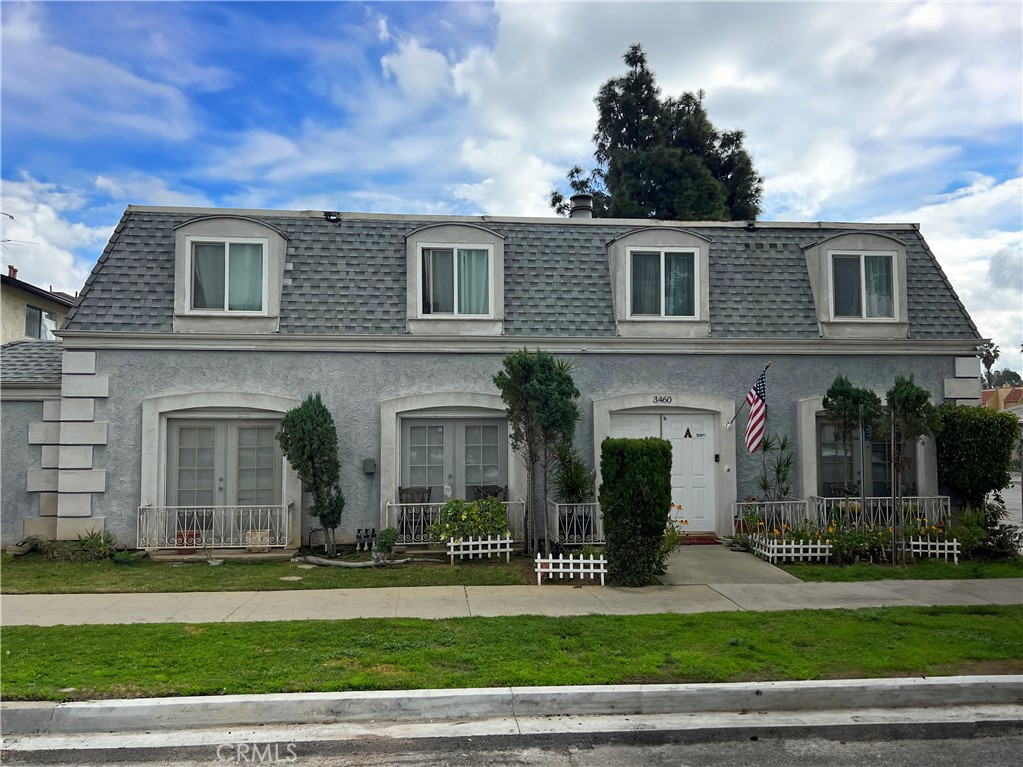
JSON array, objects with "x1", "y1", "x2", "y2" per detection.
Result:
[{"x1": 609, "y1": 412, "x2": 716, "y2": 530}]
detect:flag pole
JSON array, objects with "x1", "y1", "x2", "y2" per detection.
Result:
[{"x1": 725, "y1": 360, "x2": 772, "y2": 429}]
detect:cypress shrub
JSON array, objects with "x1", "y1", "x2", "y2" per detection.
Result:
[{"x1": 599, "y1": 437, "x2": 672, "y2": 586}]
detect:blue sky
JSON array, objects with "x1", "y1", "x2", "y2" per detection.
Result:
[{"x1": 2, "y1": 1, "x2": 1021, "y2": 371}]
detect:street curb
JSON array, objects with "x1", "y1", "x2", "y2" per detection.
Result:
[{"x1": 3, "y1": 675, "x2": 1021, "y2": 735}]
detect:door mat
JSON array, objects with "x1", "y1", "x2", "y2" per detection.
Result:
[{"x1": 681, "y1": 535, "x2": 722, "y2": 545}]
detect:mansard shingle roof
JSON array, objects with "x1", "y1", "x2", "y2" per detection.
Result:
[{"x1": 63, "y1": 207, "x2": 981, "y2": 341}]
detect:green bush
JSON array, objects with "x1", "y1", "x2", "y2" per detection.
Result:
[
  {"x1": 936, "y1": 404, "x2": 1018, "y2": 509},
  {"x1": 599, "y1": 437, "x2": 672, "y2": 586},
  {"x1": 430, "y1": 497, "x2": 510, "y2": 542}
]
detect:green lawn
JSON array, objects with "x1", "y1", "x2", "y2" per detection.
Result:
[
  {"x1": 778, "y1": 557, "x2": 1023, "y2": 582},
  {"x1": 1, "y1": 605, "x2": 1018, "y2": 701},
  {"x1": 0, "y1": 553, "x2": 535, "y2": 594}
]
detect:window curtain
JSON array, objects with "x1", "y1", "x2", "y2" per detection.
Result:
[
  {"x1": 425, "y1": 249, "x2": 454, "y2": 313},
  {"x1": 192, "y1": 243, "x2": 225, "y2": 309},
  {"x1": 228, "y1": 243, "x2": 263, "y2": 311},
  {"x1": 863, "y1": 255, "x2": 894, "y2": 318},
  {"x1": 664, "y1": 252, "x2": 695, "y2": 316},
  {"x1": 457, "y1": 248, "x2": 489, "y2": 314},
  {"x1": 631, "y1": 252, "x2": 660, "y2": 315},
  {"x1": 832, "y1": 255, "x2": 862, "y2": 317}
]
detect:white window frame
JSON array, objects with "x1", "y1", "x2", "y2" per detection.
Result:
[
  {"x1": 184, "y1": 235, "x2": 270, "y2": 316},
  {"x1": 416, "y1": 242, "x2": 496, "y2": 319},
  {"x1": 25, "y1": 304, "x2": 58, "y2": 340},
  {"x1": 625, "y1": 246, "x2": 700, "y2": 320},
  {"x1": 828, "y1": 250, "x2": 898, "y2": 321}
]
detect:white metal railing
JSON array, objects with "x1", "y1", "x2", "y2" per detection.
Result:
[
  {"x1": 546, "y1": 500, "x2": 604, "y2": 544},
  {"x1": 385, "y1": 499, "x2": 526, "y2": 545},
  {"x1": 731, "y1": 499, "x2": 811, "y2": 535},
  {"x1": 137, "y1": 505, "x2": 289, "y2": 550},
  {"x1": 810, "y1": 495, "x2": 951, "y2": 531}
]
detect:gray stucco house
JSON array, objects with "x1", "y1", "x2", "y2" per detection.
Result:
[{"x1": 0, "y1": 201, "x2": 983, "y2": 551}]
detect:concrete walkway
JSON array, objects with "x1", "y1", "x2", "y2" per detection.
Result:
[{"x1": 3, "y1": 550, "x2": 1020, "y2": 626}]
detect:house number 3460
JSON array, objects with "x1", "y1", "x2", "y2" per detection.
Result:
[{"x1": 653, "y1": 395, "x2": 672, "y2": 404}]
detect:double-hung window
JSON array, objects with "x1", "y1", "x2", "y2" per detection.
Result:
[
  {"x1": 188, "y1": 237, "x2": 267, "y2": 313},
  {"x1": 831, "y1": 251, "x2": 895, "y2": 320},
  {"x1": 420, "y1": 246, "x2": 492, "y2": 316},
  {"x1": 628, "y1": 248, "x2": 697, "y2": 318}
]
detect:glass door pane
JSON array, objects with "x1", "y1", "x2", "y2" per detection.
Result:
[
  {"x1": 172, "y1": 424, "x2": 222, "y2": 506},
  {"x1": 407, "y1": 423, "x2": 448, "y2": 501},
  {"x1": 236, "y1": 425, "x2": 278, "y2": 505}
]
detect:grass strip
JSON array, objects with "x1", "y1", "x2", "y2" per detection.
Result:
[
  {"x1": 2, "y1": 605, "x2": 1019, "y2": 701},
  {"x1": 0, "y1": 554, "x2": 535, "y2": 594},
  {"x1": 778, "y1": 558, "x2": 1023, "y2": 582}
]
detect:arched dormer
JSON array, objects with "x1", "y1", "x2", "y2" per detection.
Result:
[
  {"x1": 606, "y1": 227, "x2": 711, "y2": 338},
  {"x1": 173, "y1": 215, "x2": 289, "y2": 333},
  {"x1": 404, "y1": 223, "x2": 505, "y2": 336},
  {"x1": 802, "y1": 231, "x2": 909, "y2": 339}
]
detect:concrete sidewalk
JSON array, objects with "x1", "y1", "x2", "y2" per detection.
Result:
[{"x1": 3, "y1": 577, "x2": 1021, "y2": 626}]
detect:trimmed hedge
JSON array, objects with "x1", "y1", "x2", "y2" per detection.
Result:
[
  {"x1": 936, "y1": 404, "x2": 1019, "y2": 510},
  {"x1": 599, "y1": 437, "x2": 672, "y2": 586}
]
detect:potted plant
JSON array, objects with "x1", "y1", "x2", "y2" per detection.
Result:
[{"x1": 372, "y1": 527, "x2": 398, "y2": 562}]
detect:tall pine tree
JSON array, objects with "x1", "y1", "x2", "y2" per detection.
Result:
[{"x1": 551, "y1": 45, "x2": 763, "y2": 221}]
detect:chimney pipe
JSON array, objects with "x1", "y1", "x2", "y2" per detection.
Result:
[
  {"x1": 7, "y1": 265, "x2": 17, "y2": 279},
  {"x1": 569, "y1": 194, "x2": 593, "y2": 219}
]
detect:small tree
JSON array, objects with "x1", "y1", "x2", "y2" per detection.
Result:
[
  {"x1": 936, "y1": 404, "x2": 1018, "y2": 510},
  {"x1": 822, "y1": 375, "x2": 882, "y2": 492},
  {"x1": 884, "y1": 375, "x2": 940, "y2": 497},
  {"x1": 276, "y1": 393, "x2": 345, "y2": 556},
  {"x1": 599, "y1": 437, "x2": 672, "y2": 586},
  {"x1": 494, "y1": 349, "x2": 581, "y2": 554}
]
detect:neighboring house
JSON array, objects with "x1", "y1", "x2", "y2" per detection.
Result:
[
  {"x1": 0, "y1": 201, "x2": 984, "y2": 550},
  {"x1": 1, "y1": 266, "x2": 76, "y2": 344},
  {"x1": 982, "y1": 385, "x2": 1023, "y2": 412}
]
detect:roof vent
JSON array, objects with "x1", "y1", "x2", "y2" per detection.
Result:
[
  {"x1": 7, "y1": 265, "x2": 17, "y2": 279},
  {"x1": 569, "y1": 194, "x2": 593, "y2": 219}
]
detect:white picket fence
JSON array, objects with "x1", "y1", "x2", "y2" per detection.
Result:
[
  {"x1": 534, "y1": 553, "x2": 607, "y2": 586},
  {"x1": 750, "y1": 535, "x2": 832, "y2": 564},
  {"x1": 906, "y1": 536, "x2": 960, "y2": 564},
  {"x1": 446, "y1": 535, "x2": 515, "y2": 565}
]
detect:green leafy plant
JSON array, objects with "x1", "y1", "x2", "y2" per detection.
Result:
[
  {"x1": 375, "y1": 527, "x2": 399, "y2": 554},
  {"x1": 599, "y1": 437, "x2": 672, "y2": 586},
  {"x1": 654, "y1": 516, "x2": 689, "y2": 575},
  {"x1": 277, "y1": 393, "x2": 345, "y2": 556},
  {"x1": 936, "y1": 403, "x2": 1019, "y2": 510},
  {"x1": 822, "y1": 375, "x2": 882, "y2": 491},
  {"x1": 754, "y1": 433, "x2": 796, "y2": 501},
  {"x1": 553, "y1": 444, "x2": 595, "y2": 503},
  {"x1": 430, "y1": 497, "x2": 510, "y2": 543}
]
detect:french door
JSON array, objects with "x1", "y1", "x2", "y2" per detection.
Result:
[
  {"x1": 401, "y1": 418, "x2": 507, "y2": 502},
  {"x1": 167, "y1": 419, "x2": 282, "y2": 507}
]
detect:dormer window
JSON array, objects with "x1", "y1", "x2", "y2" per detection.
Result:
[
  {"x1": 420, "y1": 246, "x2": 492, "y2": 317},
  {"x1": 628, "y1": 248, "x2": 697, "y2": 318},
  {"x1": 831, "y1": 251, "x2": 895, "y2": 320},
  {"x1": 405, "y1": 223, "x2": 505, "y2": 335},
  {"x1": 189, "y1": 238, "x2": 267, "y2": 313},
  {"x1": 173, "y1": 216, "x2": 287, "y2": 332}
]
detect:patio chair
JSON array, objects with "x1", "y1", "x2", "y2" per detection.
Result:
[{"x1": 472, "y1": 485, "x2": 507, "y2": 501}]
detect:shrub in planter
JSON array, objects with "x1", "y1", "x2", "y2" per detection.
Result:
[
  {"x1": 599, "y1": 437, "x2": 672, "y2": 586},
  {"x1": 430, "y1": 497, "x2": 510, "y2": 542}
]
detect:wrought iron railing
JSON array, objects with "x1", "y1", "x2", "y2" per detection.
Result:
[
  {"x1": 385, "y1": 499, "x2": 526, "y2": 545},
  {"x1": 137, "y1": 505, "x2": 290, "y2": 549},
  {"x1": 546, "y1": 500, "x2": 604, "y2": 544},
  {"x1": 731, "y1": 496, "x2": 950, "y2": 536}
]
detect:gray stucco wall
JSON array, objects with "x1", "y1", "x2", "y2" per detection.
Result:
[
  {"x1": 83, "y1": 348, "x2": 955, "y2": 545},
  {"x1": 1, "y1": 400, "x2": 42, "y2": 545}
]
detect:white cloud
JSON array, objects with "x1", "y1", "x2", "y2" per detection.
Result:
[
  {"x1": 0, "y1": 3, "x2": 194, "y2": 141},
  {"x1": 0, "y1": 175, "x2": 109, "y2": 294},
  {"x1": 381, "y1": 38, "x2": 452, "y2": 104},
  {"x1": 94, "y1": 174, "x2": 213, "y2": 208}
]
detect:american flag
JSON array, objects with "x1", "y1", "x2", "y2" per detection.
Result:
[{"x1": 744, "y1": 367, "x2": 768, "y2": 452}]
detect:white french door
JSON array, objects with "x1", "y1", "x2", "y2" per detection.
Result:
[
  {"x1": 167, "y1": 419, "x2": 281, "y2": 507},
  {"x1": 401, "y1": 418, "x2": 506, "y2": 502}
]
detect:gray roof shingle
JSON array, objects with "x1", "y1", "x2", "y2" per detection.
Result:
[
  {"x1": 63, "y1": 208, "x2": 980, "y2": 341},
  {"x1": 1, "y1": 341, "x2": 64, "y2": 384}
]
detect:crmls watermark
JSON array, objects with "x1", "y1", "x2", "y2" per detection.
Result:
[{"x1": 215, "y1": 742, "x2": 298, "y2": 763}]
